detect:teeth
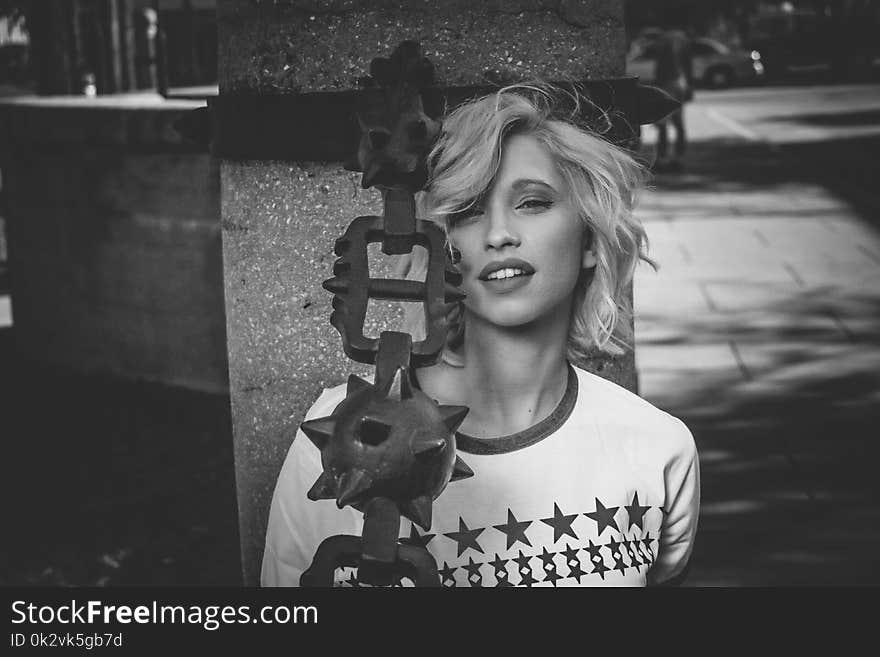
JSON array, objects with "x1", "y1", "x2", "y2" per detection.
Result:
[{"x1": 488, "y1": 267, "x2": 526, "y2": 280}]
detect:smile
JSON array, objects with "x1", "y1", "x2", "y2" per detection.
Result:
[
  {"x1": 486, "y1": 267, "x2": 530, "y2": 280},
  {"x1": 481, "y1": 269, "x2": 535, "y2": 294},
  {"x1": 478, "y1": 258, "x2": 536, "y2": 281}
]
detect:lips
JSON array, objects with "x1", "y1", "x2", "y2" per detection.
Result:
[{"x1": 478, "y1": 258, "x2": 536, "y2": 281}]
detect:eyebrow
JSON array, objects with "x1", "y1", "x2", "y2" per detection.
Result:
[{"x1": 510, "y1": 178, "x2": 558, "y2": 193}]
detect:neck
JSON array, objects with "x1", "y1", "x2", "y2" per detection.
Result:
[{"x1": 456, "y1": 302, "x2": 572, "y2": 438}]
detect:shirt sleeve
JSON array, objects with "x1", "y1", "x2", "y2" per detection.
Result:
[
  {"x1": 260, "y1": 388, "x2": 363, "y2": 587},
  {"x1": 648, "y1": 416, "x2": 700, "y2": 586}
]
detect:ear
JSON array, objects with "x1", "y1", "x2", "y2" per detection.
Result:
[
  {"x1": 581, "y1": 226, "x2": 597, "y2": 269},
  {"x1": 582, "y1": 249, "x2": 598, "y2": 269}
]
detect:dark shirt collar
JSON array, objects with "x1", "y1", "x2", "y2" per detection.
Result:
[{"x1": 412, "y1": 363, "x2": 579, "y2": 455}]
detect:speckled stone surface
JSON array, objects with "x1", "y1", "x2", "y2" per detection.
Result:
[
  {"x1": 218, "y1": 0, "x2": 625, "y2": 93},
  {"x1": 219, "y1": 0, "x2": 630, "y2": 585}
]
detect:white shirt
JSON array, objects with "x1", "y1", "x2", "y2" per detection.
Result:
[{"x1": 262, "y1": 364, "x2": 700, "y2": 587}]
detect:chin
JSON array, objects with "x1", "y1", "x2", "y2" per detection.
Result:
[
  {"x1": 468, "y1": 302, "x2": 549, "y2": 330},
  {"x1": 488, "y1": 315, "x2": 540, "y2": 329}
]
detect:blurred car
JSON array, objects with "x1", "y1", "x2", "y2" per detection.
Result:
[
  {"x1": 747, "y1": 7, "x2": 878, "y2": 81},
  {"x1": 627, "y1": 36, "x2": 765, "y2": 89}
]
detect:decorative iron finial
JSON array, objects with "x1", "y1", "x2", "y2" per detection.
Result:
[{"x1": 345, "y1": 40, "x2": 442, "y2": 190}]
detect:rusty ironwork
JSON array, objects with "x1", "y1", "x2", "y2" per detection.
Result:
[
  {"x1": 183, "y1": 78, "x2": 680, "y2": 155},
  {"x1": 299, "y1": 42, "x2": 473, "y2": 588}
]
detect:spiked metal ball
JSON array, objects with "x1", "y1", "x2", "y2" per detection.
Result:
[{"x1": 300, "y1": 367, "x2": 473, "y2": 531}]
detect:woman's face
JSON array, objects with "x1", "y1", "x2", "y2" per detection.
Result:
[{"x1": 447, "y1": 133, "x2": 593, "y2": 330}]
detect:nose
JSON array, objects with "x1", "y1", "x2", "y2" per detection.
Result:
[{"x1": 483, "y1": 205, "x2": 521, "y2": 251}]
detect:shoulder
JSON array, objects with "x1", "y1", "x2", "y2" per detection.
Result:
[
  {"x1": 572, "y1": 364, "x2": 668, "y2": 422},
  {"x1": 304, "y1": 368, "x2": 382, "y2": 419},
  {"x1": 271, "y1": 379, "x2": 353, "y2": 507},
  {"x1": 279, "y1": 380, "x2": 353, "y2": 471},
  {"x1": 305, "y1": 381, "x2": 349, "y2": 420},
  {"x1": 571, "y1": 364, "x2": 696, "y2": 460}
]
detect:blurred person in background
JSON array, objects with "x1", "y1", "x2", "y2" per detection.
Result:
[{"x1": 653, "y1": 28, "x2": 694, "y2": 173}]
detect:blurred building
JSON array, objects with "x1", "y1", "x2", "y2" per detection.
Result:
[
  {"x1": 158, "y1": 0, "x2": 216, "y2": 91},
  {"x1": 7, "y1": 0, "x2": 216, "y2": 96},
  {"x1": 0, "y1": 11, "x2": 28, "y2": 89},
  {"x1": 0, "y1": 12, "x2": 28, "y2": 44},
  {"x1": 0, "y1": 0, "x2": 225, "y2": 391}
]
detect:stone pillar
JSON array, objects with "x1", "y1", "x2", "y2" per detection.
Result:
[{"x1": 218, "y1": 0, "x2": 631, "y2": 585}]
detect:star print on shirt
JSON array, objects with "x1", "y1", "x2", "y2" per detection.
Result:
[
  {"x1": 490, "y1": 553, "x2": 513, "y2": 587},
  {"x1": 633, "y1": 537, "x2": 652, "y2": 567},
  {"x1": 585, "y1": 540, "x2": 609, "y2": 580},
  {"x1": 608, "y1": 537, "x2": 628, "y2": 575},
  {"x1": 541, "y1": 503, "x2": 579, "y2": 543},
  {"x1": 515, "y1": 550, "x2": 536, "y2": 587},
  {"x1": 624, "y1": 492, "x2": 651, "y2": 531},
  {"x1": 539, "y1": 547, "x2": 562, "y2": 586},
  {"x1": 439, "y1": 562, "x2": 457, "y2": 587},
  {"x1": 444, "y1": 518, "x2": 485, "y2": 557},
  {"x1": 641, "y1": 534, "x2": 656, "y2": 563},
  {"x1": 463, "y1": 557, "x2": 483, "y2": 587},
  {"x1": 624, "y1": 538, "x2": 643, "y2": 569},
  {"x1": 399, "y1": 524, "x2": 434, "y2": 549},
  {"x1": 585, "y1": 498, "x2": 619, "y2": 537},
  {"x1": 344, "y1": 569, "x2": 359, "y2": 588},
  {"x1": 493, "y1": 508, "x2": 533, "y2": 549},
  {"x1": 562, "y1": 543, "x2": 586, "y2": 583}
]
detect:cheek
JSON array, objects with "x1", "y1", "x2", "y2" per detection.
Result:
[
  {"x1": 458, "y1": 256, "x2": 477, "y2": 277},
  {"x1": 449, "y1": 229, "x2": 479, "y2": 276},
  {"x1": 549, "y1": 223, "x2": 588, "y2": 273}
]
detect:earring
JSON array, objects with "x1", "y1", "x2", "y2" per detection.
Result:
[
  {"x1": 447, "y1": 242, "x2": 461, "y2": 265},
  {"x1": 582, "y1": 249, "x2": 598, "y2": 269}
]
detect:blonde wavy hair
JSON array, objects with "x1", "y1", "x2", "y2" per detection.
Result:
[{"x1": 397, "y1": 83, "x2": 654, "y2": 363}]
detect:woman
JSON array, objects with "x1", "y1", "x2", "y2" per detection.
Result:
[{"x1": 262, "y1": 85, "x2": 700, "y2": 587}]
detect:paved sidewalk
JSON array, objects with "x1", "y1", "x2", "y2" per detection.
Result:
[{"x1": 634, "y1": 103, "x2": 880, "y2": 585}]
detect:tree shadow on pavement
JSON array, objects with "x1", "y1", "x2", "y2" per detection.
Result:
[
  {"x1": 640, "y1": 288, "x2": 880, "y2": 585},
  {"x1": 764, "y1": 108, "x2": 880, "y2": 128},
  {"x1": 640, "y1": 125, "x2": 880, "y2": 584},
  {"x1": 646, "y1": 134, "x2": 880, "y2": 236}
]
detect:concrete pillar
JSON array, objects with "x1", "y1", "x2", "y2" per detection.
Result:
[{"x1": 218, "y1": 0, "x2": 631, "y2": 585}]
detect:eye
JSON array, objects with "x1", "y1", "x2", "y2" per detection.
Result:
[
  {"x1": 447, "y1": 206, "x2": 483, "y2": 227},
  {"x1": 517, "y1": 198, "x2": 553, "y2": 212}
]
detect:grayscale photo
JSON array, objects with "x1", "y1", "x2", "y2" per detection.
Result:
[{"x1": 1, "y1": 0, "x2": 878, "y2": 595}]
